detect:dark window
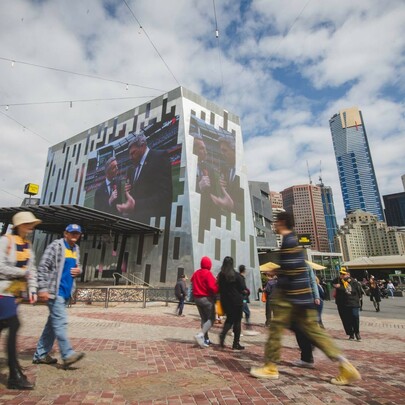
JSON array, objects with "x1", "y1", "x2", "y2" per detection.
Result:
[
  {"x1": 144, "y1": 264, "x2": 151, "y2": 285},
  {"x1": 173, "y1": 237, "x2": 180, "y2": 260},
  {"x1": 175, "y1": 206, "x2": 183, "y2": 227}
]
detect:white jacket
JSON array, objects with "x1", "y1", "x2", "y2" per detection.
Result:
[{"x1": 0, "y1": 234, "x2": 38, "y2": 298}]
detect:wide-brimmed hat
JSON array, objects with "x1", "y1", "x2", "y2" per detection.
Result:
[{"x1": 12, "y1": 211, "x2": 42, "y2": 228}]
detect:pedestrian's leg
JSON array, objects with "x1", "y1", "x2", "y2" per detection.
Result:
[
  {"x1": 33, "y1": 303, "x2": 57, "y2": 360},
  {"x1": 292, "y1": 323, "x2": 314, "y2": 364},
  {"x1": 232, "y1": 306, "x2": 244, "y2": 350},
  {"x1": 178, "y1": 297, "x2": 185, "y2": 316},
  {"x1": 6, "y1": 316, "x2": 20, "y2": 374},
  {"x1": 51, "y1": 296, "x2": 75, "y2": 360}
]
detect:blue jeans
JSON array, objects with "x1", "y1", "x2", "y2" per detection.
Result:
[{"x1": 33, "y1": 295, "x2": 75, "y2": 361}]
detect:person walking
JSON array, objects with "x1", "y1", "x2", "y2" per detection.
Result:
[
  {"x1": 344, "y1": 273, "x2": 363, "y2": 341},
  {"x1": 333, "y1": 268, "x2": 353, "y2": 338},
  {"x1": 386, "y1": 280, "x2": 395, "y2": 298},
  {"x1": 174, "y1": 274, "x2": 187, "y2": 316},
  {"x1": 191, "y1": 256, "x2": 218, "y2": 348},
  {"x1": 369, "y1": 276, "x2": 381, "y2": 311},
  {"x1": 250, "y1": 212, "x2": 361, "y2": 386},
  {"x1": 32, "y1": 224, "x2": 85, "y2": 369},
  {"x1": 217, "y1": 257, "x2": 247, "y2": 350},
  {"x1": 238, "y1": 265, "x2": 251, "y2": 329},
  {"x1": 0, "y1": 211, "x2": 41, "y2": 390},
  {"x1": 264, "y1": 274, "x2": 277, "y2": 326}
]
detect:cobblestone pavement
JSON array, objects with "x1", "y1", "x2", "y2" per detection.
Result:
[{"x1": 1, "y1": 298, "x2": 404, "y2": 404}]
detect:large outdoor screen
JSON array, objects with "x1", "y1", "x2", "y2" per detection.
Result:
[
  {"x1": 190, "y1": 115, "x2": 245, "y2": 243},
  {"x1": 84, "y1": 113, "x2": 182, "y2": 225}
]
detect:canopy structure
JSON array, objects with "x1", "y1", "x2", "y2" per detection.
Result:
[
  {"x1": 0, "y1": 205, "x2": 161, "y2": 236},
  {"x1": 343, "y1": 255, "x2": 405, "y2": 271},
  {"x1": 306, "y1": 260, "x2": 326, "y2": 270},
  {"x1": 259, "y1": 261, "x2": 280, "y2": 272}
]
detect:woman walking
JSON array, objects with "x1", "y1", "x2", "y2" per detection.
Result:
[
  {"x1": 0, "y1": 211, "x2": 40, "y2": 390},
  {"x1": 218, "y1": 256, "x2": 247, "y2": 350}
]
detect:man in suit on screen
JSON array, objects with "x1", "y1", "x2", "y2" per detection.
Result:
[
  {"x1": 94, "y1": 157, "x2": 123, "y2": 215},
  {"x1": 117, "y1": 133, "x2": 172, "y2": 224}
]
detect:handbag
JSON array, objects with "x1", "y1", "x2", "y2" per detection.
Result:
[
  {"x1": 215, "y1": 300, "x2": 224, "y2": 317},
  {"x1": 261, "y1": 291, "x2": 267, "y2": 302}
]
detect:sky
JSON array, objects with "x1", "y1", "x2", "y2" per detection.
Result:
[{"x1": 0, "y1": 0, "x2": 404, "y2": 224}]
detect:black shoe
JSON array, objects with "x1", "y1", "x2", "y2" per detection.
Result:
[
  {"x1": 32, "y1": 354, "x2": 58, "y2": 365},
  {"x1": 7, "y1": 370, "x2": 34, "y2": 390},
  {"x1": 219, "y1": 333, "x2": 225, "y2": 348},
  {"x1": 348, "y1": 335, "x2": 355, "y2": 340},
  {"x1": 232, "y1": 343, "x2": 245, "y2": 350},
  {"x1": 63, "y1": 352, "x2": 85, "y2": 368},
  {"x1": 355, "y1": 333, "x2": 362, "y2": 341}
]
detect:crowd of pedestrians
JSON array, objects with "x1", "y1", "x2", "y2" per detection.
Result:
[{"x1": 2, "y1": 210, "x2": 370, "y2": 392}]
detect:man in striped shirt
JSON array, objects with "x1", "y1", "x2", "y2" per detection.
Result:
[{"x1": 250, "y1": 212, "x2": 361, "y2": 386}]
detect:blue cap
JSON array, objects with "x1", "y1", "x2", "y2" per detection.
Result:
[{"x1": 65, "y1": 224, "x2": 82, "y2": 233}]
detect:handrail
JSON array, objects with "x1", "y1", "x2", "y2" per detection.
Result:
[{"x1": 112, "y1": 272, "x2": 154, "y2": 288}]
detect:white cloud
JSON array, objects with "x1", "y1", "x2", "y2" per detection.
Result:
[{"x1": 0, "y1": 0, "x2": 404, "y2": 227}]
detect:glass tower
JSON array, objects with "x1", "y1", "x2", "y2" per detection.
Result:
[{"x1": 329, "y1": 107, "x2": 384, "y2": 221}]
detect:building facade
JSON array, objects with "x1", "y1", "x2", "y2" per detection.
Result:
[
  {"x1": 384, "y1": 192, "x2": 405, "y2": 227},
  {"x1": 248, "y1": 181, "x2": 277, "y2": 250},
  {"x1": 281, "y1": 184, "x2": 329, "y2": 252},
  {"x1": 317, "y1": 180, "x2": 338, "y2": 252},
  {"x1": 38, "y1": 87, "x2": 261, "y2": 291},
  {"x1": 270, "y1": 191, "x2": 284, "y2": 248},
  {"x1": 335, "y1": 209, "x2": 405, "y2": 261},
  {"x1": 329, "y1": 107, "x2": 384, "y2": 221}
]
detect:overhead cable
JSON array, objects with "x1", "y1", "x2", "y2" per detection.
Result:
[
  {"x1": 122, "y1": 0, "x2": 180, "y2": 86},
  {"x1": 0, "y1": 110, "x2": 51, "y2": 143},
  {"x1": 0, "y1": 56, "x2": 166, "y2": 92},
  {"x1": 0, "y1": 95, "x2": 157, "y2": 108}
]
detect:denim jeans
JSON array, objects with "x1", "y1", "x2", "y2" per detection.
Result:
[{"x1": 33, "y1": 295, "x2": 75, "y2": 361}]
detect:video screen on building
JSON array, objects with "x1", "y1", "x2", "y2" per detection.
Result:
[
  {"x1": 84, "y1": 113, "x2": 182, "y2": 225},
  {"x1": 190, "y1": 115, "x2": 244, "y2": 243}
]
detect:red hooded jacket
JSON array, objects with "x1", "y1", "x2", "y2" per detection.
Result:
[{"x1": 190, "y1": 256, "x2": 218, "y2": 298}]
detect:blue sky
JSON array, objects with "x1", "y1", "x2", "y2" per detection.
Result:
[{"x1": 0, "y1": 0, "x2": 404, "y2": 223}]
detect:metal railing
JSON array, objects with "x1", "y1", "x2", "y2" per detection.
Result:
[
  {"x1": 112, "y1": 272, "x2": 154, "y2": 288},
  {"x1": 73, "y1": 285, "x2": 179, "y2": 308}
]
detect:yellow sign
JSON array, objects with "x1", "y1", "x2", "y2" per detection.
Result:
[{"x1": 24, "y1": 183, "x2": 39, "y2": 195}]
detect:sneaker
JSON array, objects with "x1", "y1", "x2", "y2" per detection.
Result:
[
  {"x1": 63, "y1": 352, "x2": 85, "y2": 368},
  {"x1": 293, "y1": 360, "x2": 314, "y2": 369},
  {"x1": 355, "y1": 333, "x2": 362, "y2": 341},
  {"x1": 32, "y1": 354, "x2": 58, "y2": 365},
  {"x1": 232, "y1": 343, "x2": 245, "y2": 350},
  {"x1": 194, "y1": 333, "x2": 205, "y2": 348},
  {"x1": 203, "y1": 339, "x2": 211, "y2": 347},
  {"x1": 348, "y1": 335, "x2": 355, "y2": 340},
  {"x1": 331, "y1": 361, "x2": 361, "y2": 386},
  {"x1": 250, "y1": 363, "x2": 279, "y2": 379}
]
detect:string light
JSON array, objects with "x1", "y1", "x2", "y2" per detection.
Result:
[
  {"x1": 11, "y1": 60, "x2": 15, "y2": 67},
  {"x1": 5, "y1": 105, "x2": 9, "y2": 111}
]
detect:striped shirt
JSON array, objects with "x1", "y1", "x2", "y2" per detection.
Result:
[{"x1": 277, "y1": 232, "x2": 314, "y2": 307}]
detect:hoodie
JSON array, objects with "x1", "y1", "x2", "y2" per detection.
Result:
[{"x1": 190, "y1": 256, "x2": 218, "y2": 298}]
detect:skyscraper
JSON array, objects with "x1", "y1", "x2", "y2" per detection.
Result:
[
  {"x1": 329, "y1": 107, "x2": 384, "y2": 221},
  {"x1": 281, "y1": 184, "x2": 329, "y2": 252},
  {"x1": 317, "y1": 179, "x2": 338, "y2": 252}
]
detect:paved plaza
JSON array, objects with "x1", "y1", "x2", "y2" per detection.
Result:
[{"x1": 1, "y1": 296, "x2": 404, "y2": 404}]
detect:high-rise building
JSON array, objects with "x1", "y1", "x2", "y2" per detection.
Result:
[
  {"x1": 383, "y1": 192, "x2": 405, "y2": 227},
  {"x1": 335, "y1": 210, "x2": 405, "y2": 261},
  {"x1": 249, "y1": 182, "x2": 277, "y2": 249},
  {"x1": 317, "y1": 179, "x2": 338, "y2": 252},
  {"x1": 329, "y1": 107, "x2": 384, "y2": 221},
  {"x1": 281, "y1": 184, "x2": 329, "y2": 252},
  {"x1": 269, "y1": 191, "x2": 284, "y2": 248}
]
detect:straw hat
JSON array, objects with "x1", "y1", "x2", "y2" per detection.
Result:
[{"x1": 12, "y1": 211, "x2": 42, "y2": 228}]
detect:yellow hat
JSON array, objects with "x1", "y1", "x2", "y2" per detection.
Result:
[{"x1": 340, "y1": 267, "x2": 348, "y2": 275}]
